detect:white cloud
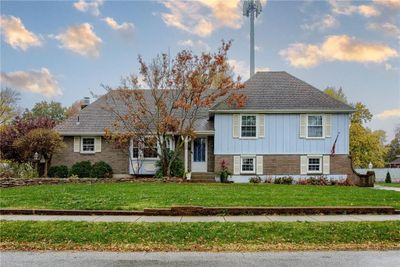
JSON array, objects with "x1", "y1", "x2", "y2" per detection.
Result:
[
  {"x1": 0, "y1": 68, "x2": 61, "y2": 97},
  {"x1": 301, "y1": 14, "x2": 339, "y2": 31},
  {"x1": 102, "y1": 17, "x2": 134, "y2": 37},
  {"x1": 329, "y1": 0, "x2": 380, "y2": 17},
  {"x1": 373, "y1": 0, "x2": 400, "y2": 9},
  {"x1": 0, "y1": 15, "x2": 42, "y2": 50},
  {"x1": 228, "y1": 59, "x2": 249, "y2": 79},
  {"x1": 280, "y1": 35, "x2": 398, "y2": 68},
  {"x1": 376, "y1": 108, "x2": 400, "y2": 119},
  {"x1": 228, "y1": 59, "x2": 270, "y2": 80},
  {"x1": 368, "y1": 22, "x2": 400, "y2": 37},
  {"x1": 177, "y1": 39, "x2": 210, "y2": 51},
  {"x1": 160, "y1": 0, "x2": 267, "y2": 37},
  {"x1": 73, "y1": 0, "x2": 103, "y2": 16},
  {"x1": 51, "y1": 23, "x2": 102, "y2": 57}
]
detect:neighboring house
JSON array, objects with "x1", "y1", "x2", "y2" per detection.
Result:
[
  {"x1": 54, "y1": 71, "x2": 360, "y2": 183},
  {"x1": 388, "y1": 156, "x2": 400, "y2": 168}
]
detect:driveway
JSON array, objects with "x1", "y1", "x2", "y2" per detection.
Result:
[{"x1": 1, "y1": 251, "x2": 399, "y2": 267}]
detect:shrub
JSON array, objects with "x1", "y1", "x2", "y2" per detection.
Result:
[
  {"x1": 69, "y1": 161, "x2": 92, "y2": 178},
  {"x1": 249, "y1": 176, "x2": 262, "y2": 183},
  {"x1": 385, "y1": 172, "x2": 392, "y2": 183},
  {"x1": 90, "y1": 161, "x2": 113, "y2": 178},
  {"x1": 337, "y1": 178, "x2": 354, "y2": 186},
  {"x1": 48, "y1": 165, "x2": 69, "y2": 178},
  {"x1": 155, "y1": 150, "x2": 184, "y2": 178},
  {"x1": 274, "y1": 176, "x2": 293, "y2": 184},
  {"x1": 264, "y1": 177, "x2": 273, "y2": 184},
  {"x1": 0, "y1": 160, "x2": 38, "y2": 178}
]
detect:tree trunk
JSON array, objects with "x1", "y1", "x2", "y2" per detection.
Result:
[{"x1": 43, "y1": 159, "x2": 48, "y2": 178}]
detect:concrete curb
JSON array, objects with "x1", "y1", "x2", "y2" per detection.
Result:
[{"x1": 1, "y1": 206, "x2": 398, "y2": 216}]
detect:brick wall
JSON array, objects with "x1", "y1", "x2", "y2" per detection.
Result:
[
  {"x1": 215, "y1": 154, "x2": 356, "y2": 177},
  {"x1": 52, "y1": 136, "x2": 129, "y2": 174},
  {"x1": 207, "y1": 136, "x2": 215, "y2": 172}
]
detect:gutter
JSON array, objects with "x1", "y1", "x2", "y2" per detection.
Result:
[{"x1": 209, "y1": 109, "x2": 355, "y2": 114}]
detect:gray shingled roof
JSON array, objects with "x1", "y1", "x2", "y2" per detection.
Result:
[
  {"x1": 211, "y1": 71, "x2": 354, "y2": 112},
  {"x1": 55, "y1": 90, "x2": 213, "y2": 135},
  {"x1": 56, "y1": 71, "x2": 353, "y2": 135}
]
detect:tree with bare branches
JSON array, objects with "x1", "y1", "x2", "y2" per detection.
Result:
[{"x1": 104, "y1": 41, "x2": 245, "y2": 177}]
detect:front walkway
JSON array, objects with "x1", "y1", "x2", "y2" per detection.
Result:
[
  {"x1": 373, "y1": 185, "x2": 400, "y2": 192},
  {"x1": 1, "y1": 214, "x2": 399, "y2": 222}
]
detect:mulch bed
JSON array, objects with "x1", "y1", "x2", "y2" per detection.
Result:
[{"x1": 1, "y1": 206, "x2": 398, "y2": 216}]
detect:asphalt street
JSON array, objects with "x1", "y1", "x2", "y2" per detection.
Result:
[{"x1": 1, "y1": 251, "x2": 399, "y2": 267}]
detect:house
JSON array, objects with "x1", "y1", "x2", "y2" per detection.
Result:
[
  {"x1": 54, "y1": 71, "x2": 363, "y2": 183},
  {"x1": 388, "y1": 156, "x2": 400, "y2": 168}
]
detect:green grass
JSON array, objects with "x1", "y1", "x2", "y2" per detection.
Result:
[
  {"x1": 1, "y1": 221, "x2": 399, "y2": 251},
  {"x1": 377, "y1": 182, "x2": 400, "y2": 188},
  {"x1": 1, "y1": 183, "x2": 399, "y2": 210}
]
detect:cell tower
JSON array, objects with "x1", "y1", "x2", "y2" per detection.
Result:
[{"x1": 243, "y1": 0, "x2": 262, "y2": 77}]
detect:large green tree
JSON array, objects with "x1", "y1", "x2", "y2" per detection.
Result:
[
  {"x1": 0, "y1": 87, "x2": 20, "y2": 125},
  {"x1": 324, "y1": 87, "x2": 387, "y2": 168},
  {"x1": 386, "y1": 126, "x2": 400, "y2": 163},
  {"x1": 23, "y1": 101, "x2": 66, "y2": 123}
]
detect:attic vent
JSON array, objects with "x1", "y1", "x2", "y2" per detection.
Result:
[{"x1": 81, "y1": 97, "x2": 90, "y2": 109}]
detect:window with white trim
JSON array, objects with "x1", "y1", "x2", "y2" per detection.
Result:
[
  {"x1": 307, "y1": 115, "x2": 323, "y2": 138},
  {"x1": 81, "y1": 137, "x2": 95, "y2": 153},
  {"x1": 241, "y1": 156, "x2": 255, "y2": 173},
  {"x1": 143, "y1": 137, "x2": 158, "y2": 158},
  {"x1": 241, "y1": 115, "x2": 257, "y2": 138},
  {"x1": 307, "y1": 157, "x2": 322, "y2": 173},
  {"x1": 132, "y1": 140, "x2": 139, "y2": 158}
]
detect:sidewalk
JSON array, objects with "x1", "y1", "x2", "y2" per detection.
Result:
[
  {"x1": 1, "y1": 214, "x2": 399, "y2": 223},
  {"x1": 374, "y1": 185, "x2": 400, "y2": 192}
]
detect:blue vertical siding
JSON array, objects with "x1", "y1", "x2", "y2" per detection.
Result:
[{"x1": 214, "y1": 113, "x2": 350, "y2": 155}]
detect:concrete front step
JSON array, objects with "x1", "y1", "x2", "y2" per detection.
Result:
[{"x1": 190, "y1": 172, "x2": 215, "y2": 181}]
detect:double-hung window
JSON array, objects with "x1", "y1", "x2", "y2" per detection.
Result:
[
  {"x1": 241, "y1": 115, "x2": 257, "y2": 138},
  {"x1": 81, "y1": 137, "x2": 95, "y2": 153},
  {"x1": 241, "y1": 156, "x2": 255, "y2": 174},
  {"x1": 143, "y1": 137, "x2": 158, "y2": 158},
  {"x1": 308, "y1": 157, "x2": 322, "y2": 173},
  {"x1": 307, "y1": 115, "x2": 323, "y2": 138}
]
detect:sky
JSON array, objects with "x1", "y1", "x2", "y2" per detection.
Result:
[{"x1": 1, "y1": 0, "x2": 399, "y2": 140}]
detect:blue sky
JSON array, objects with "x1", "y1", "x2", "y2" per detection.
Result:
[{"x1": 1, "y1": 0, "x2": 399, "y2": 139}]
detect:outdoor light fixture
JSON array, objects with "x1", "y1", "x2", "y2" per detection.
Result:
[{"x1": 243, "y1": 0, "x2": 262, "y2": 77}]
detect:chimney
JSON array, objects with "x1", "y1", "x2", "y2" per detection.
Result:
[{"x1": 81, "y1": 97, "x2": 90, "y2": 109}]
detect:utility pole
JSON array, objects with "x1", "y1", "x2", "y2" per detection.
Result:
[{"x1": 243, "y1": 0, "x2": 262, "y2": 77}]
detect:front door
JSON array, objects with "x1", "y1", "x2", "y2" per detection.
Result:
[{"x1": 192, "y1": 137, "x2": 207, "y2": 172}]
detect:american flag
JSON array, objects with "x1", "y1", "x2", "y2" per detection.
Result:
[{"x1": 331, "y1": 132, "x2": 340, "y2": 156}]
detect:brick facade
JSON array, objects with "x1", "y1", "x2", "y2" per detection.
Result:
[
  {"x1": 52, "y1": 136, "x2": 129, "y2": 174},
  {"x1": 215, "y1": 154, "x2": 356, "y2": 178}
]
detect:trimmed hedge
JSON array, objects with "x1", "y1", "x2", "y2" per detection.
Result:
[
  {"x1": 48, "y1": 165, "x2": 69, "y2": 178},
  {"x1": 69, "y1": 161, "x2": 92, "y2": 178},
  {"x1": 90, "y1": 161, "x2": 113, "y2": 178}
]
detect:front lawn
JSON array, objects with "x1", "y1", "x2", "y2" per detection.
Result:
[
  {"x1": 1, "y1": 183, "x2": 399, "y2": 210},
  {"x1": 1, "y1": 221, "x2": 399, "y2": 251}
]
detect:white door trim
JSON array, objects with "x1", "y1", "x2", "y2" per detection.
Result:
[{"x1": 191, "y1": 137, "x2": 208, "y2": 172}]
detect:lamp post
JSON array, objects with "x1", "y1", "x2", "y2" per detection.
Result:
[{"x1": 33, "y1": 152, "x2": 39, "y2": 172}]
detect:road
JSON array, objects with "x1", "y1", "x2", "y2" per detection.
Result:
[{"x1": 1, "y1": 251, "x2": 399, "y2": 267}]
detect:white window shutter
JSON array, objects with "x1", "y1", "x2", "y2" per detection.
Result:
[
  {"x1": 95, "y1": 137, "x2": 102, "y2": 152},
  {"x1": 74, "y1": 137, "x2": 80, "y2": 152},
  {"x1": 258, "y1": 114, "x2": 265, "y2": 138},
  {"x1": 324, "y1": 114, "x2": 332, "y2": 138},
  {"x1": 233, "y1": 156, "x2": 240, "y2": 175},
  {"x1": 300, "y1": 114, "x2": 306, "y2": 138},
  {"x1": 256, "y1": 156, "x2": 263, "y2": 175},
  {"x1": 233, "y1": 114, "x2": 240, "y2": 138},
  {"x1": 300, "y1": 156, "x2": 307, "y2": 175},
  {"x1": 323, "y1": 155, "x2": 330, "y2": 174}
]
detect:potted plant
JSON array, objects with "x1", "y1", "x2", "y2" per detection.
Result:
[{"x1": 217, "y1": 160, "x2": 231, "y2": 183}]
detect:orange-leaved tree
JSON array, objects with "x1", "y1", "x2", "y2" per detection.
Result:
[{"x1": 104, "y1": 41, "x2": 246, "y2": 177}]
